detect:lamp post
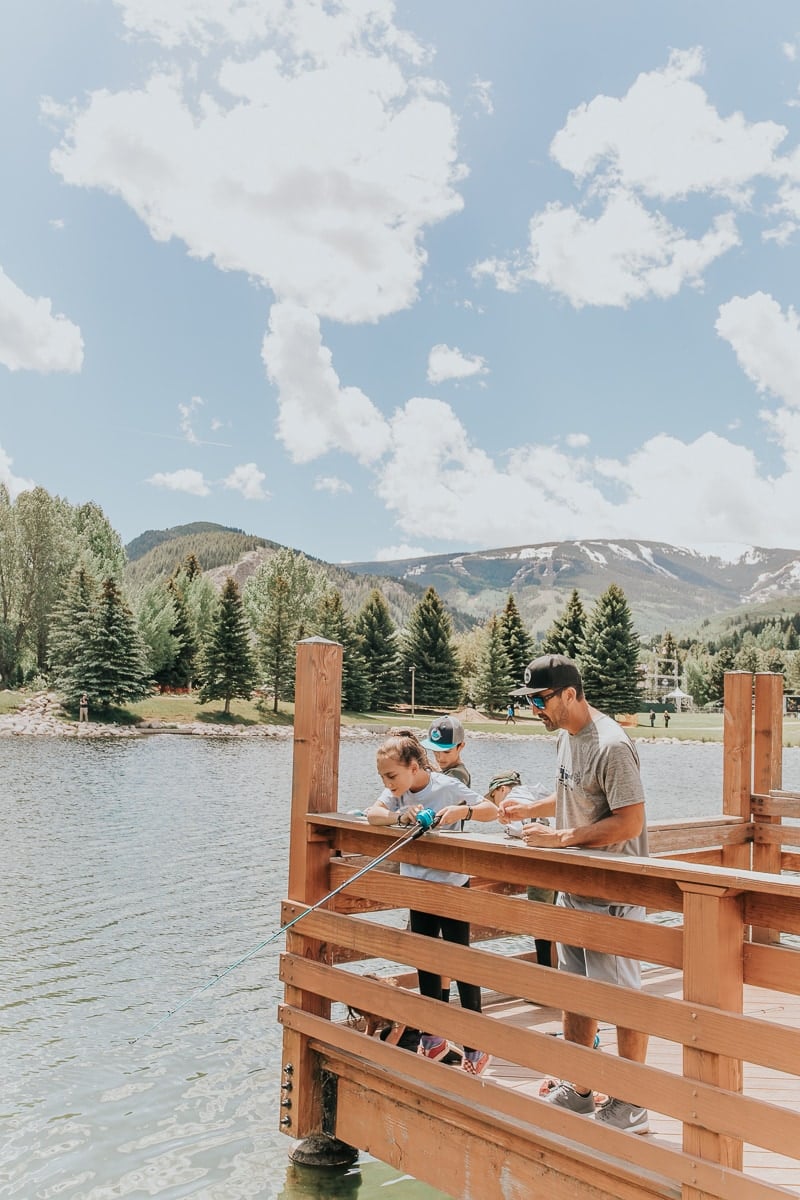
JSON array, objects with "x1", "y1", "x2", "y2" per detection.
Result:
[{"x1": 410, "y1": 665, "x2": 416, "y2": 717}]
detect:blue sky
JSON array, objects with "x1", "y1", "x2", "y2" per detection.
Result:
[{"x1": 3, "y1": 1, "x2": 800, "y2": 563}]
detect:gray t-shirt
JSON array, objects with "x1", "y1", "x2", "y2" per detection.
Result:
[
  {"x1": 377, "y1": 771, "x2": 483, "y2": 886},
  {"x1": 556, "y1": 712, "x2": 648, "y2": 860}
]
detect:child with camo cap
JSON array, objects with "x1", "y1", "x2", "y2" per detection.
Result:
[{"x1": 486, "y1": 770, "x2": 556, "y2": 972}]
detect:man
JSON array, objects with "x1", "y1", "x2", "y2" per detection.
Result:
[{"x1": 498, "y1": 653, "x2": 650, "y2": 1134}]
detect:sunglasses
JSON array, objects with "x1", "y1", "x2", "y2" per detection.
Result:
[{"x1": 530, "y1": 687, "x2": 565, "y2": 710}]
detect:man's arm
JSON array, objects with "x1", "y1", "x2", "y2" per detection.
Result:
[{"x1": 521, "y1": 802, "x2": 645, "y2": 849}]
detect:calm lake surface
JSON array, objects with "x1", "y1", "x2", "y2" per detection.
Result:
[{"x1": 3, "y1": 733, "x2": 799, "y2": 1200}]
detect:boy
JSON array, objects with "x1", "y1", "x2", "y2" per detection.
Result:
[{"x1": 421, "y1": 715, "x2": 470, "y2": 785}]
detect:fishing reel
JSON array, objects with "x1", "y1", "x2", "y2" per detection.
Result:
[{"x1": 414, "y1": 808, "x2": 440, "y2": 831}]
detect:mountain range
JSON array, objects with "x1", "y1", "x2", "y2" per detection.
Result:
[{"x1": 125, "y1": 526, "x2": 800, "y2": 640}]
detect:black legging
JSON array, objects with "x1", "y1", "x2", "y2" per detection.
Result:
[{"x1": 409, "y1": 904, "x2": 481, "y2": 1055}]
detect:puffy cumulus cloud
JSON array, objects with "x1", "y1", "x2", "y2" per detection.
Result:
[
  {"x1": 262, "y1": 301, "x2": 390, "y2": 463},
  {"x1": 147, "y1": 467, "x2": 210, "y2": 495},
  {"x1": 314, "y1": 475, "x2": 352, "y2": 495},
  {"x1": 715, "y1": 292, "x2": 800, "y2": 408},
  {"x1": 223, "y1": 461, "x2": 269, "y2": 499},
  {"x1": 50, "y1": 4, "x2": 463, "y2": 323},
  {"x1": 371, "y1": 395, "x2": 800, "y2": 550},
  {"x1": 551, "y1": 48, "x2": 786, "y2": 202},
  {"x1": 426, "y1": 343, "x2": 488, "y2": 384},
  {"x1": 0, "y1": 444, "x2": 35, "y2": 498},
  {"x1": 0, "y1": 266, "x2": 84, "y2": 373},
  {"x1": 565, "y1": 432, "x2": 590, "y2": 448},
  {"x1": 474, "y1": 191, "x2": 739, "y2": 309}
]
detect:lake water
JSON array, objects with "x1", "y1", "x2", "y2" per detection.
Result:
[{"x1": 3, "y1": 733, "x2": 799, "y2": 1200}]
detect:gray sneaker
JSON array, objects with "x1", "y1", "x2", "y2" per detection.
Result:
[
  {"x1": 543, "y1": 1081, "x2": 595, "y2": 1114},
  {"x1": 595, "y1": 1097, "x2": 649, "y2": 1134}
]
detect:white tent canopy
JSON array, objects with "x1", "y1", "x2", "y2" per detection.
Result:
[{"x1": 664, "y1": 686, "x2": 691, "y2": 711}]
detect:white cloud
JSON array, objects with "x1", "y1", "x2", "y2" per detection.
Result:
[
  {"x1": 112, "y1": 0, "x2": 426, "y2": 61},
  {"x1": 783, "y1": 40, "x2": 799, "y2": 62},
  {"x1": 314, "y1": 475, "x2": 352, "y2": 495},
  {"x1": 374, "y1": 542, "x2": 431, "y2": 560},
  {"x1": 470, "y1": 77, "x2": 494, "y2": 116},
  {"x1": 147, "y1": 467, "x2": 210, "y2": 495},
  {"x1": 0, "y1": 444, "x2": 35, "y2": 498},
  {"x1": 223, "y1": 461, "x2": 269, "y2": 499},
  {"x1": 565, "y1": 432, "x2": 590, "y2": 447},
  {"x1": 550, "y1": 48, "x2": 786, "y2": 201},
  {"x1": 715, "y1": 292, "x2": 800, "y2": 408},
  {"x1": 179, "y1": 395, "x2": 203, "y2": 444},
  {"x1": 0, "y1": 266, "x2": 84, "y2": 373},
  {"x1": 49, "y1": 218, "x2": 65, "y2": 230},
  {"x1": 262, "y1": 301, "x2": 390, "y2": 463},
  {"x1": 426, "y1": 342, "x2": 488, "y2": 383},
  {"x1": 474, "y1": 191, "x2": 739, "y2": 309},
  {"x1": 369, "y1": 386, "x2": 800, "y2": 550},
  {"x1": 49, "y1": 5, "x2": 463, "y2": 323}
]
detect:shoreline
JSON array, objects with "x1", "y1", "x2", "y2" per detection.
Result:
[{"x1": 4, "y1": 691, "x2": 797, "y2": 747}]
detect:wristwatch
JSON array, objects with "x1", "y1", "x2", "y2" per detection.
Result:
[{"x1": 465, "y1": 806, "x2": 473, "y2": 821}]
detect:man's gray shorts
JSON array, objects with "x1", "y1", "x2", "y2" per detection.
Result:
[{"x1": 556, "y1": 891, "x2": 645, "y2": 989}]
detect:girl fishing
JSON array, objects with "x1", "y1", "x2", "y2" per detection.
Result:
[{"x1": 365, "y1": 728, "x2": 497, "y2": 1075}]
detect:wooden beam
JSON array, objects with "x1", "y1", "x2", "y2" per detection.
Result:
[
  {"x1": 281, "y1": 637, "x2": 343, "y2": 1140},
  {"x1": 680, "y1": 882, "x2": 744, "y2": 1192},
  {"x1": 752, "y1": 674, "x2": 784, "y2": 945},
  {"x1": 722, "y1": 672, "x2": 752, "y2": 872}
]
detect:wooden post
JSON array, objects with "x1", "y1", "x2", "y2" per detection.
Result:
[
  {"x1": 752, "y1": 672, "x2": 783, "y2": 944},
  {"x1": 679, "y1": 881, "x2": 744, "y2": 1199},
  {"x1": 721, "y1": 672, "x2": 751, "y2": 871},
  {"x1": 281, "y1": 638, "x2": 343, "y2": 1145}
]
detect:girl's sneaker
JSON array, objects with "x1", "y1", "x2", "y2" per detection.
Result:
[
  {"x1": 417, "y1": 1037, "x2": 449, "y2": 1062},
  {"x1": 463, "y1": 1050, "x2": 491, "y2": 1076}
]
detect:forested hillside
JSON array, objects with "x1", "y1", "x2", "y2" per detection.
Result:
[{"x1": 124, "y1": 523, "x2": 470, "y2": 632}]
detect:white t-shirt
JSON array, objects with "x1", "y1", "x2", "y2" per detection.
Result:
[{"x1": 376, "y1": 771, "x2": 484, "y2": 886}]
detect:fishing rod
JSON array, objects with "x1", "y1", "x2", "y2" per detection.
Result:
[{"x1": 131, "y1": 807, "x2": 441, "y2": 1044}]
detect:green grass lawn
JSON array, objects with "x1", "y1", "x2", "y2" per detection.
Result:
[{"x1": 5, "y1": 688, "x2": 800, "y2": 746}]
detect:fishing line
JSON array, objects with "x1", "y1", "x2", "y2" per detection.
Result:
[{"x1": 130, "y1": 808, "x2": 441, "y2": 1044}]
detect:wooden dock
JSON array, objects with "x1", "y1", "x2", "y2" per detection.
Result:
[{"x1": 279, "y1": 642, "x2": 800, "y2": 1200}]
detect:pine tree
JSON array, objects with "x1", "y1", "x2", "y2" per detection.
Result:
[
  {"x1": 475, "y1": 615, "x2": 515, "y2": 712},
  {"x1": 499, "y1": 594, "x2": 533, "y2": 685},
  {"x1": 48, "y1": 563, "x2": 100, "y2": 705},
  {"x1": 198, "y1": 577, "x2": 257, "y2": 714},
  {"x1": 81, "y1": 577, "x2": 151, "y2": 709},
  {"x1": 164, "y1": 574, "x2": 197, "y2": 689},
  {"x1": 318, "y1": 589, "x2": 371, "y2": 712},
  {"x1": 244, "y1": 549, "x2": 325, "y2": 712},
  {"x1": 402, "y1": 587, "x2": 461, "y2": 709},
  {"x1": 355, "y1": 588, "x2": 401, "y2": 711},
  {"x1": 540, "y1": 589, "x2": 587, "y2": 659},
  {"x1": 579, "y1": 584, "x2": 641, "y2": 715}
]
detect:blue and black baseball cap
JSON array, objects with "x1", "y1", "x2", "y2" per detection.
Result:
[{"x1": 420, "y1": 715, "x2": 465, "y2": 751}]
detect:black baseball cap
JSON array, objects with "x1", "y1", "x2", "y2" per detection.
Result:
[{"x1": 523, "y1": 654, "x2": 582, "y2": 694}]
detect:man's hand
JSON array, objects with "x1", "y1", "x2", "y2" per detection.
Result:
[{"x1": 521, "y1": 823, "x2": 564, "y2": 848}]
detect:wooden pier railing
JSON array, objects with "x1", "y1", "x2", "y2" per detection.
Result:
[{"x1": 279, "y1": 643, "x2": 800, "y2": 1200}]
